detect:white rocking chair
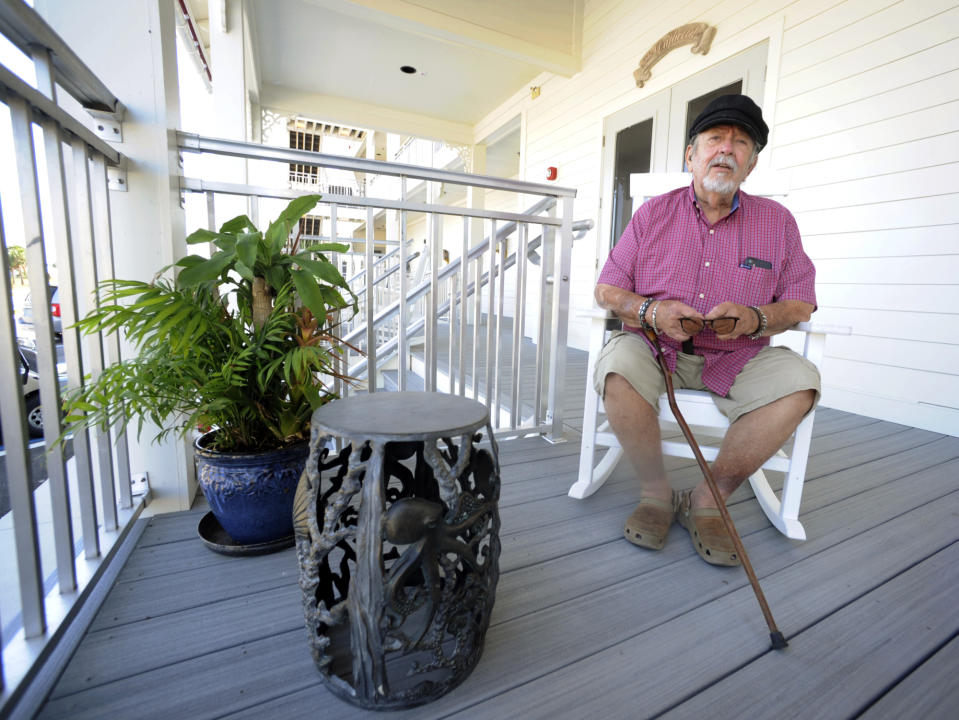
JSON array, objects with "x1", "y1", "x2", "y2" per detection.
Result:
[
  {"x1": 571, "y1": 171, "x2": 850, "y2": 541},
  {"x1": 571, "y1": 309, "x2": 850, "y2": 540}
]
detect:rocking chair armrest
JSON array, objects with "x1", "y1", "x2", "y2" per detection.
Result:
[
  {"x1": 581, "y1": 309, "x2": 852, "y2": 338},
  {"x1": 790, "y1": 321, "x2": 852, "y2": 336},
  {"x1": 578, "y1": 307, "x2": 615, "y2": 320}
]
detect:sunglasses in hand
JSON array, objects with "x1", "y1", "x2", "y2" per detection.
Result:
[{"x1": 679, "y1": 316, "x2": 738, "y2": 336}]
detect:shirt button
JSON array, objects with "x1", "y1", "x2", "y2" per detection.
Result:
[
  {"x1": 704, "y1": 262, "x2": 710, "y2": 267},
  {"x1": 699, "y1": 293, "x2": 705, "y2": 299},
  {"x1": 709, "y1": 229, "x2": 715, "y2": 235}
]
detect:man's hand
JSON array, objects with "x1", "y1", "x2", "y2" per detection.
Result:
[
  {"x1": 652, "y1": 299, "x2": 703, "y2": 341},
  {"x1": 708, "y1": 299, "x2": 815, "y2": 339},
  {"x1": 705, "y1": 302, "x2": 758, "y2": 340}
]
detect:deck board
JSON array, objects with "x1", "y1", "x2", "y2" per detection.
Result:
[
  {"x1": 35, "y1": 353, "x2": 959, "y2": 719},
  {"x1": 859, "y1": 633, "x2": 959, "y2": 719},
  {"x1": 662, "y1": 542, "x2": 959, "y2": 720}
]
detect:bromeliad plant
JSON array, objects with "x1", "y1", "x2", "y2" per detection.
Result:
[{"x1": 64, "y1": 195, "x2": 357, "y2": 453}]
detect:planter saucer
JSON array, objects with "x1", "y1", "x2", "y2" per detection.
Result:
[{"x1": 197, "y1": 512, "x2": 294, "y2": 556}]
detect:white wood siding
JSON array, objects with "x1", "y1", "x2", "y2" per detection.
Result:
[{"x1": 473, "y1": 0, "x2": 959, "y2": 436}]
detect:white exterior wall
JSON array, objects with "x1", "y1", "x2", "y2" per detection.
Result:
[{"x1": 473, "y1": 0, "x2": 959, "y2": 436}]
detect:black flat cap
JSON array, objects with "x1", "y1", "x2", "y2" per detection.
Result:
[{"x1": 688, "y1": 94, "x2": 769, "y2": 149}]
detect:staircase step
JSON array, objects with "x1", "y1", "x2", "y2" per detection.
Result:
[{"x1": 380, "y1": 369, "x2": 425, "y2": 392}]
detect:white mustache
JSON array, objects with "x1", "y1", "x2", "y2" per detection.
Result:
[{"x1": 708, "y1": 154, "x2": 739, "y2": 171}]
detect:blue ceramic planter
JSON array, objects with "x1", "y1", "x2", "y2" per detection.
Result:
[{"x1": 195, "y1": 432, "x2": 309, "y2": 545}]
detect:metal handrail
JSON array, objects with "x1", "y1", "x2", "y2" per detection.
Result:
[
  {"x1": 178, "y1": 132, "x2": 576, "y2": 197},
  {"x1": 0, "y1": 0, "x2": 120, "y2": 113},
  {"x1": 0, "y1": 63, "x2": 120, "y2": 164},
  {"x1": 180, "y1": 176, "x2": 564, "y2": 225}
]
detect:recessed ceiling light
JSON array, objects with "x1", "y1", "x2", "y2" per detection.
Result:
[{"x1": 400, "y1": 65, "x2": 417, "y2": 74}]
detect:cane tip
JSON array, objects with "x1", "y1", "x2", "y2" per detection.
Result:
[{"x1": 770, "y1": 631, "x2": 788, "y2": 650}]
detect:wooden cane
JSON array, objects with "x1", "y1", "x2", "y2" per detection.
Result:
[{"x1": 644, "y1": 328, "x2": 788, "y2": 650}]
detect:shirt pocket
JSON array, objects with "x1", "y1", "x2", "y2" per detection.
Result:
[{"x1": 730, "y1": 266, "x2": 778, "y2": 306}]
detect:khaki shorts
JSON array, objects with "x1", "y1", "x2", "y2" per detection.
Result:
[{"x1": 593, "y1": 331, "x2": 821, "y2": 425}]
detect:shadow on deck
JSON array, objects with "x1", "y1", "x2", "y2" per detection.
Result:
[{"x1": 34, "y1": 373, "x2": 959, "y2": 718}]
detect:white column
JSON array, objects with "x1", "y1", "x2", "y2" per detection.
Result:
[
  {"x1": 36, "y1": 0, "x2": 194, "y2": 512},
  {"x1": 208, "y1": 0, "x2": 250, "y2": 222}
]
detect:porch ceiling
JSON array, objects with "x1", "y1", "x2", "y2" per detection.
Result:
[{"x1": 243, "y1": 0, "x2": 582, "y2": 132}]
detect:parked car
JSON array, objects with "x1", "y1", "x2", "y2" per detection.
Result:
[
  {"x1": 0, "y1": 348, "x2": 44, "y2": 441},
  {"x1": 19, "y1": 285, "x2": 62, "y2": 339}
]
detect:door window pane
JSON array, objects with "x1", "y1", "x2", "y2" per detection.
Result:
[{"x1": 611, "y1": 118, "x2": 652, "y2": 245}]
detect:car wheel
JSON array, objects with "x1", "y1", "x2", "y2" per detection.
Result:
[{"x1": 25, "y1": 392, "x2": 44, "y2": 438}]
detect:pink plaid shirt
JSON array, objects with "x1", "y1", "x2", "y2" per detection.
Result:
[{"x1": 597, "y1": 183, "x2": 817, "y2": 396}]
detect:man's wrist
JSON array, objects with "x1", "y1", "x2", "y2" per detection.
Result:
[
  {"x1": 638, "y1": 297, "x2": 654, "y2": 331},
  {"x1": 651, "y1": 300, "x2": 663, "y2": 335},
  {"x1": 748, "y1": 305, "x2": 767, "y2": 339}
]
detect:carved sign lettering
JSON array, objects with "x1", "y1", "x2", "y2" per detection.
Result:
[{"x1": 634, "y1": 23, "x2": 717, "y2": 88}]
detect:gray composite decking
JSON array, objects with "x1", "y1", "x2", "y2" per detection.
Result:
[{"x1": 35, "y1": 352, "x2": 959, "y2": 718}]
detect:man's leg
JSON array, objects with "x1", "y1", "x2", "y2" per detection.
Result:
[
  {"x1": 593, "y1": 332, "x2": 676, "y2": 549},
  {"x1": 603, "y1": 373, "x2": 671, "y2": 503},
  {"x1": 692, "y1": 389, "x2": 816, "y2": 509}
]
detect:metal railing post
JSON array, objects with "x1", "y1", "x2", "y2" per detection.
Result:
[
  {"x1": 546, "y1": 196, "x2": 575, "y2": 441},
  {"x1": 426, "y1": 183, "x2": 439, "y2": 392},
  {"x1": 0, "y1": 180, "x2": 45, "y2": 638},
  {"x1": 33, "y1": 45, "x2": 80, "y2": 586},
  {"x1": 535, "y1": 217, "x2": 555, "y2": 428},
  {"x1": 68, "y1": 135, "x2": 104, "y2": 558},
  {"x1": 458, "y1": 215, "x2": 469, "y2": 396},
  {"x1": 365, "y1": 206, "x2": 376, "y2": 391},
  {"x1": 485, "y1": 220, "x2": 498, "y2": 420},
  {"x1": 90, "y1": 153, "x2": 129, "y2": 517},
  {"x1": 398, "y1": 178, "x2": 409, "y2": 391},
  {"x1": 510, "y1": 223, "x2": 529, "y2": 426}
]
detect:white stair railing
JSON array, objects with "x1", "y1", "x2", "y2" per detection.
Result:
[{"x1": 179, "y1": 133, "x2": 585, "y2": 441}]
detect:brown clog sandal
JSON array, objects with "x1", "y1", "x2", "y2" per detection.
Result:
[
  {"x1": 623, "y1": 493, "x2": 677, "y2": 550},
  {"x1": 675, "y1": 489, "x2": 741, "y2": 566}
]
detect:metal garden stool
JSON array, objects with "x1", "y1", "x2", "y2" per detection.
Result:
[{"x1": 294, "y1": 391, "x2": 501, "y2": 710}]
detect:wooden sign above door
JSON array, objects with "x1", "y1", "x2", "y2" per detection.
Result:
[{"x1": 634, "y1": 23, "x2": 717, "y2": 88}]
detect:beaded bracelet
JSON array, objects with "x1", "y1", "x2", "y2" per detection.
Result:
[
  {"x1": 748, "y1": 305, "x2": 767, "y2": 339},
  {"x1": 651, "y1": 301, "x2": 663, "y2": 335},
  {"x1": 638, "y1": 297, "x2": 654, "y2": 331}
]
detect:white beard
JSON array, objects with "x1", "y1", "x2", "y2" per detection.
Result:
[
  {"x1": 700, "y1": 154, "x2": 742, "y2": 194},
  {"x1": 701, "y1": 174, "x2": 740, "y2": 195}
]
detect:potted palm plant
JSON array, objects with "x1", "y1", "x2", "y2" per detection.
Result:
[{"x1": 64, "y1": 194, "x2": 357, "y2": 550}]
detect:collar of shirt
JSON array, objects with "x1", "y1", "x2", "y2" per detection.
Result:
[{"x1": 687, "y1": 182, "x2": 741, "y2": 218}]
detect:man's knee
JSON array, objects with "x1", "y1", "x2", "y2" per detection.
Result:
[
  {"x1": 771, "y1": 387, "x2": 817, "y2": 421},
  {"x1": 603, "y1": 373, "x2": 657, "y2": 414},
  {"x1": 734, "y1": 388, "x2": 817, "y2": 427},
  {"x1": 604, "y1": 372, "x2": 640, "y2": 406},
  {"x1": 795, "y1": 388, "x2": 817, "y2": 415},
  {"x1": 604, "y1": 372, "x2": 632, "y2": 396}
]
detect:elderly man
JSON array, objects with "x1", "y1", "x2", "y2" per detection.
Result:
[{"x1": 593, "y1": 94, "x2": 819, "y2": 566}]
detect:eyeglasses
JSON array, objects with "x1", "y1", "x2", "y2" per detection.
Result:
[{"x1": 680, "y1": 317, "x2": 738, "y2": 335}]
